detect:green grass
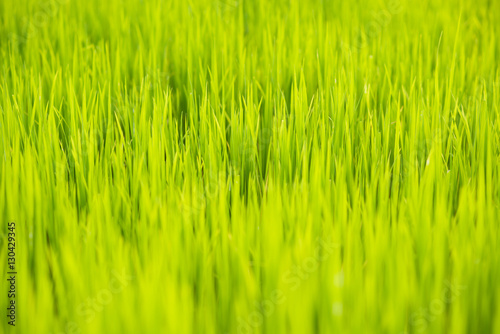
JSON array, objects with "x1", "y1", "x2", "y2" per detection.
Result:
[{"x1": 1, "y1": 0, "x2": 500, "y2": 333}]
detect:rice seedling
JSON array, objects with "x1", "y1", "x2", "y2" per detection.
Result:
[{"x1": 0, "y1": 0, "x2": 499, "y2": 333}]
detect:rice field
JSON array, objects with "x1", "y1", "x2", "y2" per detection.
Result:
[{"x1": 1, "y1": 0, "x2": 500, "y2": 333}]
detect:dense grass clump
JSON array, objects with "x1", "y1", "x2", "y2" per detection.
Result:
[{"x1": 1, "y1": 0, "x2": 500, "y2": 333}]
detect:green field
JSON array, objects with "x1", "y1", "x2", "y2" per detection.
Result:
[{"x1": 1, "y1": 0, "x2": 499, "y2": 333}]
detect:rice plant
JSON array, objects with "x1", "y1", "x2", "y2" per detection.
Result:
[{"x1": 1, "y1": 0, "x2": 499, "y2": 333}]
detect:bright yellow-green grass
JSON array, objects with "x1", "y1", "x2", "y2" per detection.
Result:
[{"x1": 1, "y1": 0, "x2": 499, "y2": 333}]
